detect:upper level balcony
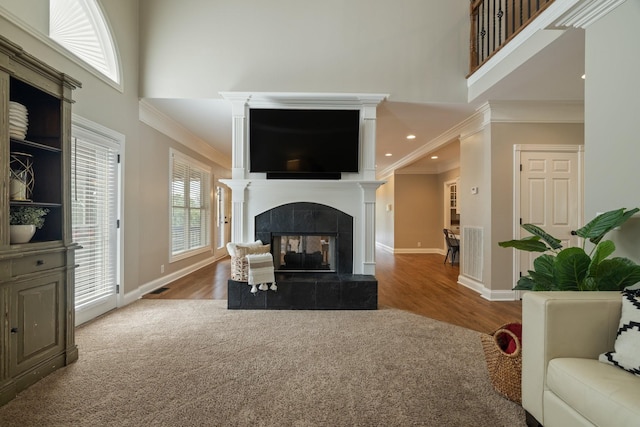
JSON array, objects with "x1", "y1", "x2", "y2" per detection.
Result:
[
  {"x1": 465, "y1": 0, "x2": 623, "y2": 104},
  {"x1": 469, "y1": 0, "x2": 555, "y2": 76}
]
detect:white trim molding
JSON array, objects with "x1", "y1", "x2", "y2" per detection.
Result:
[
  {"x1": 482, "y1": 100, "x2": 584, "y2": 123},
  {"x1": 551, "y1": 0, "x2": 628, "y2": 28},
  {"x1": 457, "y1": 275, "x2": 519, "y2": 301},
  {"x1": 139, "y1": 100, "x2": 231, "y2": 168}
]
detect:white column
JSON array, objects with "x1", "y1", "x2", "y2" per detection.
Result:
[
  {"x1": 220, "y1": 92, "x2": 251, "y2": 179},
  {"x1": 220, "y1": 92, "x2": 253, "y2": 242},
  {"x1": 220, "y1": 179, "x2": 250, "y2": 243},
  {"x1": 359, "y1": 182, "x2": 384, "y2": 275},
  {"x1": 360, "y1": 98, "x2": 384, "y2": 181}
]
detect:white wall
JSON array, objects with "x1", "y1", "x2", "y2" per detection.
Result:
[
  {"x1": 584, "y1": 0, "x2": 640, "y2": 263},
  {"x1": 0, "y1": 0, "x2": 49, "y2": 33},
  {"x1": 138, "y1": 0, "x2": 470, "y2": 104},
  {"x1": 459, "y1": 121, "x2": 490, "y2": 291}
]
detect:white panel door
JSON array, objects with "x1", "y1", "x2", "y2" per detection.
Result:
[{"x1": 518, "y1": 147, "x2": 582, "y2": 278}]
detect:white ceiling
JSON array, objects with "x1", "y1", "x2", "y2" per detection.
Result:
[{"x1": 142, "y1": 28, "x2": 585, "y2": 176}]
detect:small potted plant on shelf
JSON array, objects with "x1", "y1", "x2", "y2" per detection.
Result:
[
  {"x1": 499, "y1": 207, "x2": 640, "y2": 291},
  {"x1": 9, "y1": 206, "x2": 49, "y2": 244}
]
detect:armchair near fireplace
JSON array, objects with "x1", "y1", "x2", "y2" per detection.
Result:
[{"x1": 226, "y1": 240, "x2": 271, "y2": 282}]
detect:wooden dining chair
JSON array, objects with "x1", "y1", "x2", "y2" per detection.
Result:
[{"x1": 443, "y1": 229, "x2": 460, "y2": 265}]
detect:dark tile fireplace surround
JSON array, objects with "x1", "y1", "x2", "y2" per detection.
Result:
[{"x1": 228, "y1": 202, "x2": 377, "y2": 310}]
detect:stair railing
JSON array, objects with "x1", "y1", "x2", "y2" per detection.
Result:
[{"x1": 469, "y1": 0, "x2": 555, "y2": 75}]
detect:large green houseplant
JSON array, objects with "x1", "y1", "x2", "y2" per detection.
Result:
[{"x1": 499, "y1": 207, "x2": 640, "y2": 291}]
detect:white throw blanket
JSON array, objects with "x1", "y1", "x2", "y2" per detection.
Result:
[{"x1": 245, "y1": 253, "x2": 277, "y2": 293}]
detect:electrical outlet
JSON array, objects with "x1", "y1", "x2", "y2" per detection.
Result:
[
  {"x1": 417, "y1": 242, "x2": 422, "y2": 247},
  {"x1": 160, "y1": 264, "x2": 165, "y2": 274}
]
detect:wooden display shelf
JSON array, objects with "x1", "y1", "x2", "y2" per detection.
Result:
[{"x1": 10, "y1": 137, "x2": 62, "y2": 153}]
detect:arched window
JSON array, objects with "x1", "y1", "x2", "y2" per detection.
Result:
[{"x1": 49, "y1": 0, "x2": 120, "y2": 84}]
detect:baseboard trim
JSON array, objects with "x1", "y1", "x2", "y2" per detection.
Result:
[
  {"x1": 457, "y1": 275, "x2": 485, "y2": 294},
  {"x1": 123, "y1": 255, "x2": 226, "y2": 305},
  {"x1": 457, "y1": 275, "x2": 519, "y2": 301},
  {"x1": 375, "y1": 242, "x2": 394, "y2": 254},
  {"x1": 393, "y1": 248, "x2": 444, "y2": 254},
  {"x1": 375, "y1": 242, "x2": 447, "y2": 256}
]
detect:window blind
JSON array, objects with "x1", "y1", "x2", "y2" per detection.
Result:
[
  {"x1": 170, "y1": 150, "x2": 211, "y2": 259},
  {"x1": 72, "y1": 137, "x2": 118, "y2": 309}
]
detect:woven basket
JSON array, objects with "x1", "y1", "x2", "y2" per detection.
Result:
[{"x1": 480, "y1": 323, "x2": 522, "y2": 404}]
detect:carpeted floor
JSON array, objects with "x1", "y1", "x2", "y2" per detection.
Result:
[{"x1": 0, "y1": 300, "x2": 525, "y2": 426}]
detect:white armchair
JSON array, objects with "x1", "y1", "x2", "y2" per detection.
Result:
[{"x1": 522, "y1": 291, "x2": 640, "y2": 427}]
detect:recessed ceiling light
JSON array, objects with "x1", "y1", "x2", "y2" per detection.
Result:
[
  {"x1": 581, "y1": 74, "x2": 586, "y2": 79},
  {"x1": 406, "y1": 134, "x2": 416, "y2": 140},
  {"x1": 385, "y1": 153, "x2": 393, "y2": 157},
  {"x1": 431, "y1": 155, "x2": 439, "y2": 160}
]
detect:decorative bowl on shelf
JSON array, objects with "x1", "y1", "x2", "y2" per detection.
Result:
[
  {"x1": 9, "y1": 224, "x2": 36, "y2": 244},
  {"x1": 8, "y1": 206, "x2": 49, "y2": 244}
]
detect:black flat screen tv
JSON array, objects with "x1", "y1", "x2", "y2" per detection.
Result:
[{"x1": 249, "y1": 108, "x2": 360, "y2": 179}]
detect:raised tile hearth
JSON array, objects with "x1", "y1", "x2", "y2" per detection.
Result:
[{"x1": 227, "y1": 273, "x2": 377, "y2": 310}]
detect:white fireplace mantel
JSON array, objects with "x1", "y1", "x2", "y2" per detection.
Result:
[{"x1": 220, "y1": 92, "x2": 388, "y2": 275}]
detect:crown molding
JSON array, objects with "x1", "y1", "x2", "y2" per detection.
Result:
[
  {"x1": 376, "y1": 113, "x2": 479, "y2": 179},
  {"x1": 139, "y1": 100, "x2": 231, "y2": 169},
  {"x1": 485, "y1": 100, "x2": 584, "y2": 123},
  {"x1": 378, "y1": 99, "x2": 584, "y2": 178},
  {"x1": 395, "y1": 159, "x2": 461, "y2": 175},
  {"x1": 551, "y1": 0, "x2": 627, "y2": 28},
  {"x1": 220, "y1": 91, "x2": 389, "y2": 109}
]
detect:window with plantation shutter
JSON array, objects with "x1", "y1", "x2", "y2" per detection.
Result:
[
  {"x1": 49, "y1": 0, "x2": 120, "y2": 84},
  {"x1": 170, "y1": 149, "x2": 211, "y2": 260}
]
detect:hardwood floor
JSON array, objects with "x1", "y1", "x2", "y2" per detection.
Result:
[{"x1": 143, "y1": 249, "x2": 522, "y2": 333}]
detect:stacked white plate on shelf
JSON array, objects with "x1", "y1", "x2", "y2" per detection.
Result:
[{"x1": 9, "y1": 101, "x2": 28, "y2": 140}]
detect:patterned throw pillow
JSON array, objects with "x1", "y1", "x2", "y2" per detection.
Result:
[
  {"x1": 599, "y1": 289, "x2": 640, "y2": 376},
  {"x1": 234, "y1": 243, "x2": 270, "y2": 258},
  {"x1": 227, "y1": 241, "x2": 271, "y2": 256}
]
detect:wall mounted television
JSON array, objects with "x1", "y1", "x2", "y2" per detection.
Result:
[{"x1": 249, "y1": 108, "x2": 360, "y2": 179}]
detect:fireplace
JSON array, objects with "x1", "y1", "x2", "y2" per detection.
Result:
[
  {"x1": 227, "y1": 202, "x2": 376, "y2": 310},
  {"x1": 273, "y1": 234, "x2": 336, "y2": 272},
  {"x1": 221, "y1": 92, "x2": 386, "y2": 310},
  {"x1": 255, "y1": 202, "x2": 353, "y2": 275}
]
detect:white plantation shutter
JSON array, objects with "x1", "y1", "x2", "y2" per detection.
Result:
[
  {"x1": 170, "y1": 149, "x2": 211, "y2": 260},
  {"x1": 49, "y1": 0, "x2": 120, "y2": 83},
  {"x1": 72, "y1": 136, "x2": 118, "y2": 310},
  {"x1": 171, "y1": 159, "x2": 188, "y2": 254}
]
